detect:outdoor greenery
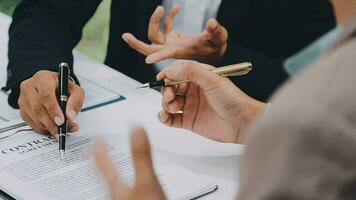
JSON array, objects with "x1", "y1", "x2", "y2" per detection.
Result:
[{"x1": 0, "y1": 0, "x2": 110, "y2": 62}]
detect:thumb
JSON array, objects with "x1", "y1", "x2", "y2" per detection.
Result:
[
  {"x1": 131, "y1": 127, "x2": 159, "y2": 186},
  {"x1": 66, "y1": 82, "x2": 85, "y2": 122},
  {"x1": 205, "y1": 18, "x2": 228, "y2": 45},
  {"x1": 157, "y1": 60, "x2": 222, "y2": 90}
]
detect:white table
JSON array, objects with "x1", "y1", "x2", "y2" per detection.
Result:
[{"x1": 0, "y1": 13, "x2": 242, "y2": 199}]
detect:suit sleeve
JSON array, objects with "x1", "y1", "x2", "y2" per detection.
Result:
[
  {"x1": 221, "y1": 41, "x2": 288, "y2": 101},
  {"x1": 221, "y1": 0, "x2": 335, "y2": 101},
  {"x1": 3, "y1": 0, "x2": 102, "y2": 108}
]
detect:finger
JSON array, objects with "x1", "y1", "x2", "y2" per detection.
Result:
[
  {"x1": 205, "y1": 18, "x2": 228, "y2": 45},
  {"x1": 122, "y1": 33, "x2": 163, "y2": 56},
  {"x1": 130, "y1": 127, "x2": 159, "y2": 186},
  {"x1": 162, "y1": 85, "x2": 186, "y2": 114},
  {"x1": 158, "y1": 60, "x2": 219, "y2": 90},
  {"x1": 159, "y1": 111, "x2": 183, "y2": 129},
  {"x1": 162, "y1": 86, "x2": 176, "y2": 103},
  {"x1": 20, "y1": 109, "x2": 48, "y2": 134},
  {"x1": 176, "y1": 82, "x2": 189, "y2": 96},
  {"x1": 158, "y1": 109, "x2": 172, "y2": 125},
  {"x1": 66, "y1": 82, "x2": 84, "y2": 123},
  {"x1": 28, "y1": 104, "x2": 53, "y2": 135},
  {"x1": 18, "y1": 81, "x2": 45, "y2": 133},
  {"x1": 38, "y1": 110, "x2": 58, "y2": 136},
  {"x1": 164, "y1": 4, "x2": 180, "y2": 33},
  {"x1": 165, "y1": 96, "x2": 185, "y2": 114},
  {"x1": 148, "y1": 6, "x2": 165, "y2": 43},
  {"x1": 94, "y1": 138, "x2": 128, "y2": 195},
  {"x1": 32, "y1": 84, "x2": 59, "y2": 136},
  {"x1": 68, "y1": 121, "x2": 79, "y2": 133},
  {"x1": 34, "y1": 73, "x2": 65, "y2": 126},
  {"x1": 23, "y1": 86, "x2": 55, "y2": 134},
  {"x1": 146, "y1": 47, "x2": 178, "y2": 64},
  {"x1": 170, "y1": 113, "x2": 183, "y2": 128},
  {"x1": 161, "y1": 87, "x2": 178, "y2": 114},
  {"x1": 157, "y1": 110, "x2": 169, "y2": 124}
]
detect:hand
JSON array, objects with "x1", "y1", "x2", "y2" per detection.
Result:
[
  {"x1": 122, "y1": 5, "x2": 228, "y2": 66},
  {"x1": 18, "y1": 70, "x2": 84, "y2": 136},
  {"x1": 157, "y1": 60, "x2": 266, "y2": 144},
  {"x1": 94, "y1": 127, "x2": 166, "y2": 200}
]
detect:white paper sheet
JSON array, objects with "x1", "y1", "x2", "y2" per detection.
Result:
[
  {"x1": 0, "y1": 128, "x2": 217, "y2": 200},
  {"x1": 0, "y1": 91, "x2": 19, "y2": 124}
]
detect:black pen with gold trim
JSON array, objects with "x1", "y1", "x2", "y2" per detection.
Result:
[
  {"x1": 137, "y1": 62, "x2": 252, "y2": 89},
  {"x1": 58, "y1": 62, "x2": 70, "y2": 160}
]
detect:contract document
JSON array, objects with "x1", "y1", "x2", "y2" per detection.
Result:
[{"x1": 0, "y1": 128, "x2": 218, "y2": 200}]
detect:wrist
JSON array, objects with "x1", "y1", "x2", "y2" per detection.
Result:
[{"x1": 235, "y1": 98, "x2": 266, "y2": 143}]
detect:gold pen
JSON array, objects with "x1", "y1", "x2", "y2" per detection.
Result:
[{"x1": 137, "y1": 62, "x2": 252, "y2": 89}]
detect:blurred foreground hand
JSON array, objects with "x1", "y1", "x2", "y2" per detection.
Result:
[{"x1": 94, "y1": 127, "x2": 166, "y2": 200}]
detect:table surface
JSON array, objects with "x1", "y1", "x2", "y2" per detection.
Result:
[{"x1": 0, "y1": 12, "x2": 243, "y2": 200}]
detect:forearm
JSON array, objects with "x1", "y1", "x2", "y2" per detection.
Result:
[
  {"x1": 234, "y1": 97, "x2": 266, "y2": 144},
  {"x1": 4, "y1": 0, "x2": 101, "y2": 108}
]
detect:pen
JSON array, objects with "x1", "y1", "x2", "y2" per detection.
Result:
[
  {"x1": 58, "y1": 62, "x2": 70, "y2": 160},
  {"x1": 137, "y1": 62, "x2": 252, "y2": 89}
]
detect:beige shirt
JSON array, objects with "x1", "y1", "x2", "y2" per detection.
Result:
[{"x1": 238, "y1": 17, "x2": 356, "y2": 200}]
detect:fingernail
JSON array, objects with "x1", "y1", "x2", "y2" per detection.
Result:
[
  {"x1": 146, "y1": 57, "x2": 153, "y2": 64},
  {"x1": 122, "y1": 34, "x2": 128, "y2": 43},
  {"x1": 54, "y1": 134, "x2": 59, "y2": 141},
  {"x1": 68, "y1": 110, "x2": 77, "y2": 121},
  {"x1": 54, "y1": 116, "x2": 64, "y2": 126},
  {"x1": 156, "y1": 6, "x2": 163, "y2": 12}
]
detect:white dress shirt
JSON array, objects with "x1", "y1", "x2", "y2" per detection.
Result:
[{"x1": 155, "y1": 0, "x2": 222, "y2": 71}]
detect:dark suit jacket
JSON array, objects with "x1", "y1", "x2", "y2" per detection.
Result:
[{"x1": 4, "y1": 0, "x2": 335, "y2": 108}]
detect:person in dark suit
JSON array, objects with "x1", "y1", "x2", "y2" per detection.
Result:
[{"x1": 3, "y1": 0, "x2": 335, "y2": 135}]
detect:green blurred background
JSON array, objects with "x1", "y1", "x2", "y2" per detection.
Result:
[{"x1": 0, "y1": 0, "x2": 110, "y2": 62}]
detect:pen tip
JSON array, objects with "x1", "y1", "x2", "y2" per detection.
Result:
[
  {"x1": 136, "y1": 83, "x2": 149, "y2": 89},
  {"x1": 60, "y1": 150, "x2": 65, "y2": 160}
]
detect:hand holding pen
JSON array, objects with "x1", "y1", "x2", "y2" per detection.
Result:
[
  {"x1": 154, "y1": 60, "x2": 266, "y2": 144},
  {"x1": 17, "y1": 66, "x2": 84, "y2": 137},
  {"x1": 137, "y1": 62, "x2": 252, "y2": 89}
]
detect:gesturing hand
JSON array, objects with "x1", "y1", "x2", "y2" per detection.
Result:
[
  {"x1": 94, "y1": 127, "x2": 166, "y2": 200},
  {"x1": 18, "y1": 70, "x2": 84, "y2": 135},
  {"x1": 122, "y1": 5, "x2": 228, "y2": 66},
  {"x1": 157, "y1": 60, "x2": 265, "y2": 144}
]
